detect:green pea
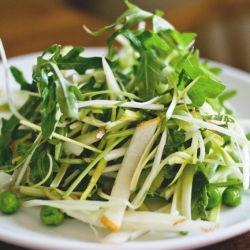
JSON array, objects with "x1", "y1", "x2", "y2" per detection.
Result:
[
  {"x1": 40, "y1": 205, "x2": 64, "y2": 226},
  {"x1": 206, "y1": 184, "x2": 221, "y2": 211},
  {"x1": 0, "y1": 190, "x2": 19, "y2": 214},
  {"x1": 222, "y1": 186, "x2": 242, "y2": 207}
]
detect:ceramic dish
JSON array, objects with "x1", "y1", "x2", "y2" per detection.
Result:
[{"x1": 0, "y1": 49, "x2": 250, "y2": 250}]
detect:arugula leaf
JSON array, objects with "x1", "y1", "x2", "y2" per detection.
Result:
[
  {"x1": 182, "y1": 59, "x2": 226, "y2": 107},
  {"x1": 0, "y1": 96, "x2": 41, "y2": 161},
  {"x1": 0, "y1": 133, "x2": 42, "y2": 173},
  {"x1": 152, "y1": 14, "x2": 175, "y2": 33},
  {"x1": 29, "y1": 152, "x2": 59, "y2": 185},
  {"x1": 130, "y1": 50, "x2": 168, "y2": 100},
  {"x1": 0, "y1": 146, "x2": 13, "y2": 166},
  {"x1": 40, "y1": 84, "x2": 59, "y2": 140},
  {"x1": 34, "y1": 60, "x2": 79, "y2": 121},
  {"x1": 57, "y1": 47, "x2": 103, "y2": 74},
  {"x1": 1, "y1": 96, "x2": 41, "y2": 135},
  {"x1": 10, "y1": 66, "x2": 37, "y2": 92}
]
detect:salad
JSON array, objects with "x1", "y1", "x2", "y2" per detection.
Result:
[{"x1": 0, "y1": 0, "x2": 250, "y2": 244}]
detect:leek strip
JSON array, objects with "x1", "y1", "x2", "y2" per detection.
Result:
[
  {"x1": 22, "y1": 199, "x2": 122, "y2": 211},
  {"x1": 130, "y1": 125, "x2": 161, "y2": 191},
  {"x1": 102, "y1": 57, "x2": 123, "y2": 100},
  {"x1": 172, "y1": 115, "x2": 250, "y2": 146},
  {"x1": 78, "y1": 100, "x2": 165, "y2": 110},
  {"x1": 19, "y1": 120, "x2": 102, "y2": 153},
  {"x1": 65, "y1": 209, "x2": 105, "y2": 228},
  {"x1": 81, "y1": 89, "x2": 141, "y2": 101},
  {"x1": 131, "y1": 130, "x2": 167, "y2": 208},
  {"x1": 170, "y1": 169, "x2": 183, "y2": 215},
  {"x1": 120, "y1": 211, "x2": 219, "y2": 232},
  {"x1": 101, "y1": 117, "x2": 160, "y2": 232},
  {"x1": 104, "y1": 147, "x2": 127, "y2": 161},
  {"x1": 180, "y1": 164, "x2": 196, "y2": 219},
  {"x1": 99, "y1": 230, "x2": 133, "y2": 244},
  {"x1": 198, "y1": 130, "x2": 205, "y2": 162},
  {"x1": 165, "y1": 69, "x2": 178, "y2": 119}
]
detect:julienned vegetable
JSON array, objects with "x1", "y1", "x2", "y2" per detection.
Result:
[{"x1": 0, "y1": 0, "x2": 249, "y2": 244}]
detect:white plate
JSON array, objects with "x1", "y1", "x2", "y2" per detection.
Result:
[{"x1": 0, "y1": 49, "x2": 250, "y2": 250}]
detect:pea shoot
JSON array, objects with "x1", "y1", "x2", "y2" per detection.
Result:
[
  {"x1": 40, "y1": 205, "x2": 64, "y2": 226},
  {"x1": 0, "y1": 190, "x2": 19, "y2": 214},
  {"x1": 222, "y1": 186, "x2": 242, "y2": 207}
]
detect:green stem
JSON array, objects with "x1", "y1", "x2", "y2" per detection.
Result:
[{"x1": 63, "y1": 136, "x2": 126, "y2": 198}]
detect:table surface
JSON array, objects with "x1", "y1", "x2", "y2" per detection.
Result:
[{"x1": 0, "y1": 0, "x2": 250, "y2": 249}]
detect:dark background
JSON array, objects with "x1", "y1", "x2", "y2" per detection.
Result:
[{"x1": 0, "y1": 0, "x2": 250, "y2": 72}]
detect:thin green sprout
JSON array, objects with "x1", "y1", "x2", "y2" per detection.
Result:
[{"x1": 20, "y1": 120, "x2": 102, "y2": 153}]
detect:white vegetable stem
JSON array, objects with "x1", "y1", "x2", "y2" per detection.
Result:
[
  {"x1": 131, "y1": 130, "x2": 167, "y2": 208},
  {"x1": 101, "y1": 117, "x2": 160, "y2": 232},
  {"x1": 102, "y1": 57, "x2": 123, "y2": 100},
  {"x1": 121, "y1": 211, "x2": 219, "y2": 232},
  {"x1": 78, "y1": 99, "x2": 165, "y2": 110},
  {"x1": 0, "y1": 39, "x2": 28, "y2": 122}
]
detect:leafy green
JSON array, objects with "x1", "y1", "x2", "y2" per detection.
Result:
[
  {"x1": 10, "y1": 66, "x2": 37, "y2": 92},
  {"x1": 39, "y1": 80, "x2": 59, "y2": 140},
  {"x1": 29, "y1": 142, "x2": 59, "y2": 185},
  {"x1": 131, "y1": 50, "x2": 168, "y2": 100},
  {"x1": 182, "y1": 59, "x2": 226, "y2": 107}
]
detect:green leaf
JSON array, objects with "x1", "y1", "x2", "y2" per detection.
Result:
[
  {"x1": 56, "y1": 47, "x2": 103, "y2": 74},
  {"x1": 0, "y1": 96, "x2": 41, "y2": 151},
  {"x1": 37, "y1": 62, "x2": 79, "y2": 120},
  {"x1": 16, "y1": 143, "x2": 34, "y2": 156},
  {"x1": 0, "y1": 133, "x2": 42, "y2": 173},
  {"x1": 152, "y1": 15, "x2": 175, "y2": 33},
  {"x1": 169, "y1": 30, "x2": 196, "y2": 49},
  {"x1": 0, "y1": 146, "x2": 13, "y2": 166},
  {"x1": 40, "y1": 84, "x2": 59, "y2": 140},
  {"x1": 10, "y1": 66, "x2": 37, "y2": 92},
  {"x1": 183, "y1": 59, "x2": 226, "y2": 107},
  {"x1": 130, "y1": 50, "x2": 168, "y2": 101},
  {"x1": 70, "y1": 85, "x2": 83, "y2": 101},
  {"x1": 29, "y1": 153, "x2": 57, "y2": 185}
]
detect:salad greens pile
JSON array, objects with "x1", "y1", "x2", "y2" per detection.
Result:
[{"x1": 0, "y1": 0, "x2": 250, "y2": 243}]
